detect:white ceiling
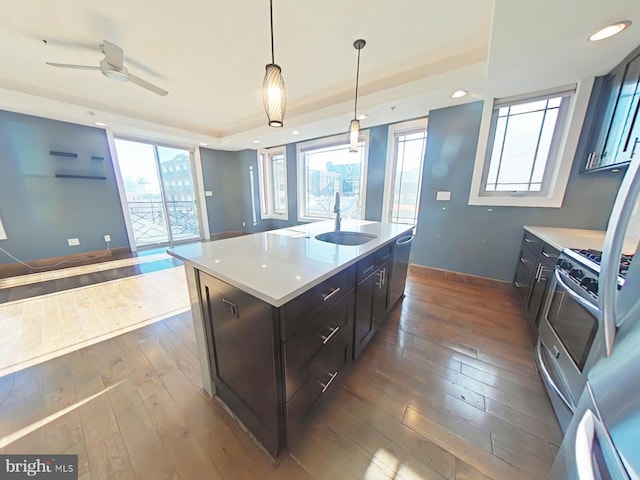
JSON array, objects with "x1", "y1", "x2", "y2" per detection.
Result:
[{"x1": 0, "y1": 0, "x2": 639, "y2": 150}]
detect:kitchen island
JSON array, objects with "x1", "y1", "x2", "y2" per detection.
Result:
[{"x1": 168, "y1": 220, "x2": 414, "y2": 458}]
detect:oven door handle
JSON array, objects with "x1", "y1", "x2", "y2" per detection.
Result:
[
  {"x1": 536, "y1": 341, "x2": 575, "y2": 413},
  {"x1": 554, "y1": 269, "x2": 600, "y2": 317}
]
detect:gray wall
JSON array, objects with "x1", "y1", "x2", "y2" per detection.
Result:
[
  {"x1": 200, "y1": 147, "x2": 247, "y2": 234},
  {"x1": 0, "y1": 110, "x2": 128, "y2": 265},
  {"x1": 412, "y1": 101, "x2": 625, "y2": 282},
  {"x1": 364, "y1": 125, "x2": 389, "y2": 221}
]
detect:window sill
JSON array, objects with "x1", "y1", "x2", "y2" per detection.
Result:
[{"x1": 261, "y1": 213, "x2": 289, "y2": 221}]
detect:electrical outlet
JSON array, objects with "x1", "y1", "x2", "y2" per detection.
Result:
[
  {"x1": 436, "y1": 191, "x2": 451, "y2": 201},
  {"x1": 104, "y1": 234, "x2": 111, "y2": 242},
  {"x1": 242, "y1": 221, "x2": 246, "y2": 227},
  {"x1": 205, "y1": 190, "x2": 213, "y2": 197},
  {"x1": 68, "y1": 238, "x2": 80, "y2": 246}
]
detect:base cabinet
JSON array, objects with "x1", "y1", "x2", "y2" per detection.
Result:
[
  {"x1": 354, "y1": 254, "x2": 392, "y2": 359},
  {"x1": 197, "y1": 239, "x2": 406, "y2": 458},
  {"x1": 514, "y1": 231, "x2": 559, "y2": 336}
]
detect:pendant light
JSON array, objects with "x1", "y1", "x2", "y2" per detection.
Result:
[
  {"x1": 263, "y1": 0, "x2": 286, "y2": 127},
  {"x1": 349, "y1": 39, "x2": 366, "y2": 153}
]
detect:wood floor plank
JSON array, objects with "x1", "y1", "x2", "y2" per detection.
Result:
[
  {"x1": 402, "y1": 407, "x2": 533, "y2": 480},
  {"x1": 455, "y1": 459, "x2": 492, "y2": 480},
  {"x1": 334, "y1": 387, "x2": 457, "y2": 480}
]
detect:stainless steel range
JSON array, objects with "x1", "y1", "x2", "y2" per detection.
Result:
[{"x1": 535, "y1": 247, "x2": 634, "y2": 431}]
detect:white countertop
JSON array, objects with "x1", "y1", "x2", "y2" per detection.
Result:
[
  {"x1": 168, "y1": 220, "x2": 413, "y2": 307},
  {"x1": 523, "y1": 226, "x2": 637, "y2": 254}
]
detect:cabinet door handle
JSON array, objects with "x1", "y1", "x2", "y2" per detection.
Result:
[
  {"x1": 319, "y1": 371, "x2": 338, "y2": 393},
  {"x1": 320, "y1": 326, "x2": 340, "y2": 344},
  {"x1": 514, "y1": 282, "x2": 524, "y2": 288},
  {"x1": 322, "y1": 287, "x2": 341, "y2": 302},
  {"x1": 520, "y1": 257, "x2": 527, "y2": 265},
  {"x1": 524, "y1": 238, "x2": 534, "y2": 244},
  {"x1": 542, "y1": 251, "x2": 558, "y2": 259},
  {"x1": 534, "y1": 263, "x2": 542, "y2": 281}
]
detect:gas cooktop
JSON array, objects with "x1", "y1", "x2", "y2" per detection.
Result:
[{"x1": 570, "y1": 248, "x2": 634, "y2": 279}]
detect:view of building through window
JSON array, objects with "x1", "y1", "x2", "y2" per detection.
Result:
[
  {"x1": 299, "y1": 138, "x2": 367, "y2": 220},
  {"x1": 115, "y1": 139, "x2": 201, "y2": 247}
]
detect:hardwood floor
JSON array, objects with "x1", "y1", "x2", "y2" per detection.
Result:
[{"x1": 0, "y1": 267, "x2": 562, "y2": 479}]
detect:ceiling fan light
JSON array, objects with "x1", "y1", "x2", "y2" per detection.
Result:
[
  {"x1": 263, "y1": 64, "x2": 286, "y2": 128},
  {"x1": 349, "y1": 119, "x2": 360, "y2": 153}
]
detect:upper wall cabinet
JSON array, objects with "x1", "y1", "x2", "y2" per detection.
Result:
[{"x1": 583, "y1": 46, "x2": 640, "y2": 172}]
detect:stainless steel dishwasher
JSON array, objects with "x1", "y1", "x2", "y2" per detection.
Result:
[{"x1": 389, "y1": 233, "x2": 414, "y2": 307}]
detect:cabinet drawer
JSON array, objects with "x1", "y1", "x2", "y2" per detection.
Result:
[
  {"x1": 356, "y1": 243, "x2": 394, "y2": 283},
  {"x1": 284, "y1": 288, "x2": 354, "y2": 400},
  {"x1": 375, "y1": 243, "x2": 394, "y2": 265},
  {"x1": 519, "y1": 241, "x2": 539, "y2": 277},
  {"x1": 281, "y1": 265, "x2": 356, "y2": 340},
  {"x1": 286, "y1": 327, "x2": 350, "y2": 431},
  {"x1": 514, "y1": 263, "x2": 531, "y2": 303},
  {"x1": 522, "y1": 231, "x2": 543, "y2": 255},
  {"x1": 540, "y1": 244, "x2": 560, "y2": 267}
]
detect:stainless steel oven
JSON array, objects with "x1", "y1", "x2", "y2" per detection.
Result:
[{"x1": 535, "y1": 251, "x2": 605, "y2": 432}]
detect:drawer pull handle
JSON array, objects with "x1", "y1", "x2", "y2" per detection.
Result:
[
  {"x1": 542, "y1": 251, "x2": 558, "y2": 259},
  {"x1": 524, "y1": 238, "x2": 535, "y2": 243},
  {"x1": 321, "y1": 326, "x2": 340, "y2": 344},
  {"x1": 320, "y1": 371, "x2": 338, "y2": 393},
  {"x1": 322, "y1": 287, "x2": 341, "y2": 302},
  {"x1": 520, "y1": 257, "x2": 527, "y2": 264}
]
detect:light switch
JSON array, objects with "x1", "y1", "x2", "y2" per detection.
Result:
[
  {"x1": 436, "y1": 191, "x2": 451, "y2": 201},
  {"x1": 205, "y1": 190, "x2": 213, "y2": 197}
]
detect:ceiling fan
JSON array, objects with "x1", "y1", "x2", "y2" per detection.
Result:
[{"x1": 46, "y1": 40, "x2": 168, "y2": 96}]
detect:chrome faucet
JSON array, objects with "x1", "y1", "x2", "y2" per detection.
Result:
[{"x1": 334, "y1": 191, "x2": 341, "y2": 231}]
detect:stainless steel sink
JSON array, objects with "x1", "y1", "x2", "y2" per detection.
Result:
[{"x1": 315, "y1": 231, "x2": 377, "y2": 246}]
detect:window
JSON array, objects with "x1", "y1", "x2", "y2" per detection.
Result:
[
  {"x1": 257, "y1": 147, "x2": 288, "y2": 219},
  {"x1": 483, "y1": 93, "x2": 571, "y2": 194},
  {"x1": 297, "y1": 132, "x2": 369, "y2": 222},
  {"x1": 382, "y1": 119, "x2": 428, "y2": 224},
  {"x1": 468, "y1": 80, "x2": 593, "y2": 208}
]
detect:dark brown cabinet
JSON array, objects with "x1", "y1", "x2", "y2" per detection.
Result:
[
  {"x1": 354, "y1": 251, "x2": 392, "y2": 359},
  {"x1": 514, "y1": 231, "x2": 559, "y2": 336},
  {"x1": 583, "y1": 46, "x2": 640, "y2": 171},
  {"x1": 195, "y1": 239, "x2": 405, "y2": 458}
]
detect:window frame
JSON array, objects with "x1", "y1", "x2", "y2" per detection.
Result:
[
  {"x1": 257, "y1": 146, "x2": 288, "y2": 220},
  {"x1": 468, "y1": 79, "x2": 594, "y2": 208},
  {"x1": 296, "y1": 131, "x2": 370, "y2": 223},
  {"x1": 382, "y1": 118, "x2": 428, "y2": 224}
]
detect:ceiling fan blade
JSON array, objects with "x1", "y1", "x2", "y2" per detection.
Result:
[
  {"x1": 102, "y1": 40, "x2": 124, "y2": 69},
  {"x1": 46, "y1": 62, "x2": 101, "y2": 71},
  {"x1": 128, "y1": 73, "x2": 168, "y2": 96}
]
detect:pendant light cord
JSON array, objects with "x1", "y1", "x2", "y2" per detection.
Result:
[
  {"x1": 353, "y1": 47, "x2": 361, "y2": 120},
  {"x1": 269, "y1": 0, "x2": 275, "y2": 64}
]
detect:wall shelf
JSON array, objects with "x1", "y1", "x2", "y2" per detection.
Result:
[
  {"x1": 55, "y1": 174, "x2": 107, "y2": 180},
  {"x1": 49, "y1": 151, "x2": 78, "y2": 158}
]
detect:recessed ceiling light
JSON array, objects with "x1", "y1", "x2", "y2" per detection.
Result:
[
  {"x1": 589, "y1": 21, "x2": 631, "y2": 41},
  {"x1": 94, "y1": 122, "x2": 108, "y2": 127},
  {"x1": 200, "y1": 142, "x2": 207, "y2": 146},
  {"x1": 358, "y1": 114, "x2": 369, "y2": 120},
  {"x1": 292, "y1": 130, "x2": 300, "y2": 135},
  {"x1": 253, "y1": 139, "x2": 261, "y2": 144},
  {"x1": 450, "y1": 90, "x2": 468, "y2": 99}
]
